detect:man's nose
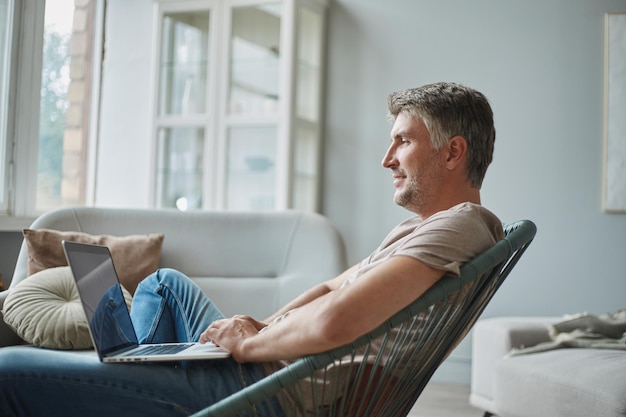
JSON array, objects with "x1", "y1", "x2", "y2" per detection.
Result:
[{"x1": 382, "y1": 146, "x2": 397, "y2": 168}]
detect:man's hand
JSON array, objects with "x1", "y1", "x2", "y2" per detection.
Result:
[{"x1": 199, "y1": 315, "x2": 267, "y2": 362}]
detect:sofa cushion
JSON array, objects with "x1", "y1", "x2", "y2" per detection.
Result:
[
  {"x1": 22, "y1": 229, "x2": 164, "y2": 294},
  {"x1": 494, "y1": 348, "x2": 626, "y2": 417},
  {"x1": 2, "y1": 266, "x2": 132, "y2": 350}
]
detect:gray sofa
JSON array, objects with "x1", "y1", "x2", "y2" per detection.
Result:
[
  {"x1": 0, "y1": 207, "x2": 347, "y2": 347},
  {"x1": 470, "y1": 316, "x2": 626, "y2": 417}
]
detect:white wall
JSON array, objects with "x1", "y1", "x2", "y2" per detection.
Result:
[
  {"x1": 96, "y1": 0, "x2": 154, "y2": 207},
  {"x1": 98, "y1": 0, "x2": 626, "y2": 384}
]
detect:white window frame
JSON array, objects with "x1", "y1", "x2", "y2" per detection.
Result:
[
  {"x1": 0, "y1": 0, "x2": 104, "y2": 229},
  {"x1": 0, "y1": 1, "x2": 12, "y2": 215},
  {"x1": 10, "y1": 0, "x2": 45, "y2": 221}
]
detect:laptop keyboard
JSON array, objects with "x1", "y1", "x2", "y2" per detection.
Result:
[{"x1": 125, "y1": 343, "x2": 195, "y2": 356}]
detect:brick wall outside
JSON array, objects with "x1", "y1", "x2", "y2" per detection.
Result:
[{"x1": 62, "y1": 0, "x2": 95, "y2": 206}]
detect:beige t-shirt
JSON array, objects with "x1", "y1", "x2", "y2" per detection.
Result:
[
  {"x1": 345, "y1": 202, "x2": 504, "y2": 284},
  {"x1": 262, "y1": 202, "x2": 503, "y2": 415}
]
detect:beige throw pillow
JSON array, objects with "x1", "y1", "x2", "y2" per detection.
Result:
[{"x1": 22, "y1": 229, "x2": 164, "y2": 295}]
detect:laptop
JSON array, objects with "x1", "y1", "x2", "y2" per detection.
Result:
[{"x1": 62, "y1": 240, "x2": 230, "y2": 363}]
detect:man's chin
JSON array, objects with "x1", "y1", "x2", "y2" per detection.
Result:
[
  {"x1": 393, "y1": 193, "x2": 408, "y2": 208},
  {"x1": 394, "y1": 190, "x2": 420, "y2": 211}
]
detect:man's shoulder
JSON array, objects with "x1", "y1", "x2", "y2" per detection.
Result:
[
  {"x1": 398, "y1": 203, "x2": 501, "y2": 230},
  {"x1": 433, "y1": 202, "x2": 498, "y2": 219},
  {"x1": 422, "y1": 202, "x2": 503, "y2": 238},
  {"x1": 389, "y1": 203, "x2": 503, "y2": 276},
  {"x1": 381, "y1": 203, "x2": 502, "y2": 250},
  {"x1": 415, "y1": 203, "x2": 504, "y2": 243}
]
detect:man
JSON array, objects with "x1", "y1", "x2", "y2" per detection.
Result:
[
  {"x1": 0, "y1": 82, "x2": 503, "y2": 417},
  {"x1": 200, "y1": 82, "x2": 502, "y2": 362}
]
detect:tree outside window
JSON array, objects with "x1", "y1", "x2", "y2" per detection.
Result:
[{"x1": 37, "y1": 0, "x2": 94, "y2": 212}]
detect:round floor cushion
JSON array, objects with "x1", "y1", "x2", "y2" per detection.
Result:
[{"x1": 3, "y1": 266, "x2": 132, "y2": 350}]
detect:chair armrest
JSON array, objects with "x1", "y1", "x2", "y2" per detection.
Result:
[{"x1": 470, "y1": 316, "x2": 560, "y2": 413}]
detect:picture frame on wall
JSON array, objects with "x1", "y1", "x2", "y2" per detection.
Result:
[{"x1": 603, "y1": 12, "x2": 626, "y2": 213}]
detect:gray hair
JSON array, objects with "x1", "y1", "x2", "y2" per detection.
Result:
[{"x1": 387, "y1": 82, "x2": 496, "y2": 189}]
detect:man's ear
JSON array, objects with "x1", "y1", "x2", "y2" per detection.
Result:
[{"x1": 445, "y1": 136, "x2": 468, "y2": 169}]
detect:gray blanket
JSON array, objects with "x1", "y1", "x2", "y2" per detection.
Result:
[{"x1": 511, "y1": 308, "x2": 626, "y2": 355}]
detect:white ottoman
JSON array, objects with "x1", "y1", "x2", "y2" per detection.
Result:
[{"x1": 494, "y1": 348, "x2": 626, "y2": 417}]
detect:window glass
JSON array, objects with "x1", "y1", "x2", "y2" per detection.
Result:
[
  {"x1": 225, "y1": 126, "x2": 276, "y2": 210},
  {"x1": 154, "y1": 9, "x2": 210, "y2": 211},
  {"x1": 37, "y1": 0, "x2": 94, "y2": 211},
  {"x1": 296, "y1": 7, "x2": 322, "y2": 122},
  {"x1": 158, "y1": 11, "x2": 209, "y2": 116},
  {"x1": 155, "y1": 126, "x2": 204, "y2": 210},
  {"x1": 228, "y1": 4, "x2": 281, "y2": 117}
]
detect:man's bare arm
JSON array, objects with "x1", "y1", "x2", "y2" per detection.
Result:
[{"x1": 202, "y1": 256, "x2": 445, "y2": 362}]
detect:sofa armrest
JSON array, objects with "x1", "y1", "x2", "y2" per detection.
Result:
[{"x1": 469, "y1": 316, "x2": 560, "y2": 414}]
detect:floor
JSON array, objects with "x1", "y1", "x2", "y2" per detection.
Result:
[{"x1": 408, "y1": 383, "x2": 484, "y2": 417}]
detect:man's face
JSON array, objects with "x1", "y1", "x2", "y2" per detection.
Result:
[{"x1": 382, "y1": 113, "x2": 445, "y2": 213}]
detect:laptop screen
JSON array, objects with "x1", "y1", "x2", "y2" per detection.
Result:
[{"x1": 63, "y1": 241, "x2": 139, "y2": 356}]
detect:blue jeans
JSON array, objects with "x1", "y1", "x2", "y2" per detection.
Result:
[{"x1": 0, "y1": 269, "x2": 281, "y2": 417}]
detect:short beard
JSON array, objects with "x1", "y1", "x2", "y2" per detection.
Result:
[
  {"x1": 393, "y1": 153, "x2": 443, "y2": 214},
  {"x1": 394, "y1": 176, "x2": 423, "y2": 212},
  {"x1": 393, "y1": 176, "x2": 419, "y2": 210}
]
